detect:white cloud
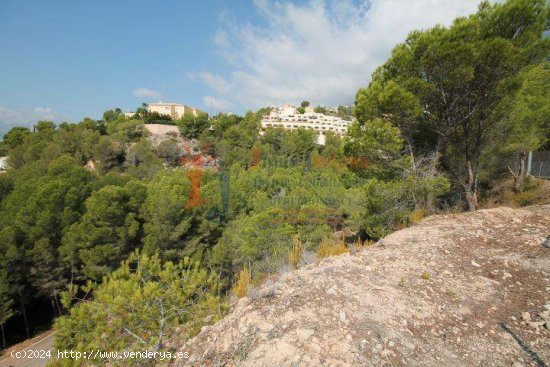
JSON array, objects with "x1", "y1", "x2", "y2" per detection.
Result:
[
  {"x1": 0, "y1": 106, "x2": 64, "y2": 136},
  {"x1": 0, "y1": 106, "x2": 58, "y2": 122},
  {"x1": 192, "y1": 0, "x2": 481, "y2": 110},
  {"x1": 213, "y1": 29, "x2": 231, "y2": 49},
  {"x1": 34, "y1": 107, "x2": 52, "y2": 115},
  {"x1": 189, "y1": 72, "x2": 233, "y2": 95},
  {"x1": 131, "y1": 87, "x2": 163, "y2": 100},
  {"x1": 203, "y1": 96, "x2": 233, "y2": 111}
]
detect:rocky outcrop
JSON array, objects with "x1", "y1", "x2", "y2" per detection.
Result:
[
  {"x1": 174, "y1": 205, "x2": 550, "y2": 367},
  {"x1": 144, "y1": 123, "x2": 219, "y2": 170}
]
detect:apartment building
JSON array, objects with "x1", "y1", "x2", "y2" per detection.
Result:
[{"x1": 260, "y1": 104, "x2": 353, "y2": 144}]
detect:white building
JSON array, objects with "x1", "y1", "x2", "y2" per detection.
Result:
[
  {"x1": 260, "y1": 104, "x2": 353, "y2": 144},
  {"x1": 147, "y1": 102, "x2": 204, "y2": 119},
  {"x1": 125, "y1": 102, "x2": 205, "y2": 120}
]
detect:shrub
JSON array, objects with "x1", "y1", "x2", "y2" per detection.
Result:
[
  {"x1": 232, "y1": 267, "x2": 251, "y2": 298},
  {"x1": 408, "y1": 208, "x2": 427, "y2": 224},
  {"x1": 288, "y1": 235, "x2": 304, "y2": 269},
  {"x1": 316, "y1": 239, "x2": 349, "y2": 259},
  {"x1": 354, "y1": 177, "x2": 449, "y2": 240}
]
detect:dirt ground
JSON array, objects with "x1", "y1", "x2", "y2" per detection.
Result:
[{"x1": 174, "y1": 205, "x2": 550, "y2": 367}]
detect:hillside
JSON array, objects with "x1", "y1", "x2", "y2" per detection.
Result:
[{"x1": 174, "y1": 205, "x2": 550, "y2": 367}]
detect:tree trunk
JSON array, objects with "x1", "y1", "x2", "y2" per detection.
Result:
[
  {"x1": 1, "y1": 323, "x2": 5, "y2": 349},
  {"x1": 464, "y1": 161, "x2": 478, "y2": 211},
  {"x1": 426, "y1": 140, "x2": 445, "y2": 211},
  {"x1": 513, "y1": 151, "x2": 527, "y2": 193},
  {"x1": 17, "y1": 287, "x2": 30, "y2": 339},
  {"x1": 54, "y1": 294, "x2": 62, "y2": 315}
]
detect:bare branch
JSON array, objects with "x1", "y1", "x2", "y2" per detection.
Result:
[{"x1": 124, "y1": 328, "x2": 148, "y2": 345}]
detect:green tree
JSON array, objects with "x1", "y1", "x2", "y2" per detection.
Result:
[
  {"x1": 355, "y1": 80, "x2": 423, "y2": 159},
  {"x1": 106, "y1": 120, "x2": 145, "y2": 146},
  {"x1": 351, "y1": 176, "x2": 449, "y2": 239},
  {"x1": 0, "y1": 157, "x2": 94, "y2": 318},
  {"x1": 488, "y1": 62, "x2": 550, "y2": 191},
  {"x1": 2, "y1": 126, "x2": 31, "y2": 150},
  {"x1": 177, "y1": 112, "x2": 209, "y2": 139},
  {"x1": 54, "y1": 251, "x2": 225, "y2": 366},
  {"x1": 93, "y1": 136, "x2": 123, "y2": 173},
  {"x1": 35, "y1": 121, "x2": 56, "y2": 132},
  {"x1": 125, "y1": 140, "x2": 163, "y2": 179},
  {"x1": 358, "y1": 0, "x2": 550, "y2": 209},
  {"x1": 0, "y1": 173, "x2": 13, "y2": 202},
  {"x1": 344, "y1": 118, "x2": 404, "y2": 178},
  {"x1": 142, "y1": 112, "x2": 173, "y2": 125},
  {"x1": 60, "y1": 181, "x2": 146, "y2": 282},
  {"x1": 29, "y1": 238, "x2": 66, "y2": 316},
  {"x1": 279, "y1": 128, "x2": 318, "y2": 163},
  {"x1": 0, "y1": 238, "x2": 31, "y2": 339},
  {"x1": 142, "y1": 170, "x2": 222, "y2": 262},
  {"x1": 211, "y1": 210, "x2": 295, "y2": 280},
  {"x1": 0, "y1": 271, "x2": 15, "y2": 348},
  {"x1": 314, "y1": 106, "x2": 328, "y2": 114},
  {"x1": 102, "y1": 108, "x2": 123, "y2": 122},
  {"x1": 53, "y1": 122, "x2": 101, "y2": 164},
  {"x1": 157, "y1": 138, "x2": 183, "y2": 167}
]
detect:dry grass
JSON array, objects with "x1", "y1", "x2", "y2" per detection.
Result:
[
  {"x1": 350, "y1": 237, "x2": 375, "y2": 253},
  {"x1": 481, "y1": 177, "x2": 550, "y2": 208},
  {"x1": 288, "y1": 235, "x2": 304, "y2": 269},
  {"x1": 316, "y1": 238, "x2": 350, "y2": 259},
  {"x1": 232, "y1": 267, "x2": 251, "y2": 298},
  {"x1": 408, "y1": 208, "x2": 427, "y2": 224}
]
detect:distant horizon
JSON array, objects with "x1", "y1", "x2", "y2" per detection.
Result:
[{"x1": 0, "y1": 0, "x2": 484, "y2": 136}]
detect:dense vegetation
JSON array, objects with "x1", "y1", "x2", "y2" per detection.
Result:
[{"x1": 0, "y1": 0, "x2": 548, "y2": 363}]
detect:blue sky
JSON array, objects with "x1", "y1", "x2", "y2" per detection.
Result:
[{"x1": 0, "y1": 0, "x2": 483, "y2": 135}]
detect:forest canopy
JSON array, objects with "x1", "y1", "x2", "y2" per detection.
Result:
[{"x1": 0, "y1": 0, "x2": 548, "y2": 362}]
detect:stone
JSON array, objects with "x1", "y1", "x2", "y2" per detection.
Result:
[
  {"x1": 296, "y1": 328, "x2": 315, "y2": 341},
  {"x1": 471, "y1": 260, "x2": 481, "y2": 267},
  {"x1": 521, "y1": 312, "x2": 531, "y2": 322},
  {"x1": 339, "y1": 311, "x2": 347, "y2": 323}
]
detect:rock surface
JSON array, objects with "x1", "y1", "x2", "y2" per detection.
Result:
[{"x1": 174, "y1": 205, "x2": 550, "y2": 366}]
